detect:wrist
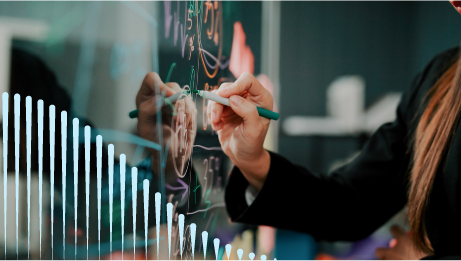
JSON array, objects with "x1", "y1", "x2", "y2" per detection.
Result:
[{"x1": 238, "y1": 150, "x2": 270, "y2": 192}]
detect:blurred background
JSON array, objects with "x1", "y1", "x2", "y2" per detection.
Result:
[{"x1": 0, "y1": 1, "x2": 460, "y2": 260}]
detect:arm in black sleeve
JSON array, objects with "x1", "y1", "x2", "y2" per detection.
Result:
[{"x1": 224, "y1": 63, "x2": 434, "y2": 242}]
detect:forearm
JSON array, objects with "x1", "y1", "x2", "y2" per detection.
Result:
[{"x1": 237, "y1": 150, "x2": 271, "y2": 192}]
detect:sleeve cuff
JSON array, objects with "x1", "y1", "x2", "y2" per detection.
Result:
[{"x1": 245, "y1": 184, "x2": 259, "y2": 206}]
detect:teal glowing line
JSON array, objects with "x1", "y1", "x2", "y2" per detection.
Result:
[
  {"x1": 84, "y1": 126, "x2": 91, "y2": 260},
  {"x1": 38, "y1": 99, "x2": 44, "y2": 259},
  {"x1": 120, "y1": 154, "x2": 126, "y2": 260},
  {"x1": 96, "y1": 135, "x2": 102, "y2": 259},
  {"x1": 14, "y1": 94, "x2": 19, "y2": 259},
  {"x1": 26, "y1": 96, "x2": 31, "y2": 259},
  {"x1": 2, "y1": 93, "x2": 7, "y2": 258},
  {"x1": 132, "y1": 167, "x2": 138, "y2": 258},
  {"x1": 143, "y1": 179, "x2": 150, "y2": 260},
  {"x1": 93, "y1": 128, "x2": 162, "y2": 151},
  {"x1": 73, "y1": 118, "x2": 79, "y2": 259},
  {"x1": 218, "y1": 246, "x2": 225, "y2": 260},
  {"x1": 61, "y1": 111, "x2": 67, "y2": 258},
  {"x1": 165, "y1": 62, "x2": 176, "y2": 82},
  {"x1": 49, "y1": 105, "x2": 55, "y2": 260},
  {"x1": 108, "y1": 144, "x2": 114, "y2": 259}
]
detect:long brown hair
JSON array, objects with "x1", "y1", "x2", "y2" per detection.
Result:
[{"x1": 409, "y1": 52, "x2": 461, "y2": 254}]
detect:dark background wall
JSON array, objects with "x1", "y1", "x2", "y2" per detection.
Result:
[{"x1": 278, "y1": 1, "x2": 461, "y2": 173}]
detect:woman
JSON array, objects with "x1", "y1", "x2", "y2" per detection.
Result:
[{"x1": 205, "y1": 40, "x2": 461, "y2": 261}]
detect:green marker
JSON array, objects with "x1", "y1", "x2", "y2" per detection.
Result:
[
  {"x1": 128, "y1": 91, "x2": 188, "y2": 119},
  {"x1": 193, "y1": 89, "x2": 279, "y2": 121}
]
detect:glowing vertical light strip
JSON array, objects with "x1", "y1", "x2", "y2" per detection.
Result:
[
  {"x1": 2, "y1": 92, "x2": 7, "y2": 257},
  {"x1": 225, "y1": 244, "x2": 231, "y2": 260},
  {"x1": 202, "y1": 231, "x2": 208, "y2": 260},
  {"x1": 237, "y1": 249, "x2": 243, "y2": 260},
  {"x1": 96, "y1": 135, "x2": 102, "y2": 260},
  {"x1": 38, "y1": 99, "x2": 44, "y2": 259},
  {"x1": 49, "y1": 105, "x2": 55, "y2": 260},
  {"x1": 73, "y1": 118, "x2": 79, "y2": 259},
  {"x1": 132, "y1": 167, "x2": 138, "y2": 257},
  {"x1": 108, "y1": 144, "x2": 114, "y2": 259},
  {"x1": 167, "y1": 203, "x2": 173, "y2": 259},
  {"x1": 155, "y1": 192, "x2": 161, "y2": 258},
  {"x1": 120, "y1": 154, "x2": 126, "y2": 260},
  {"x1": 213, "y1": 238, "x2": 220, "y2": 260},
  {"x1": 143, "y1": 179, "x2": 149, "y2": 260},
  {"x1": 61, "y1": 111, "x2": 67, "y2": 258},
  {"x1": 190, "y1": 223, "x2": 196, "y2": 260},
  {"x1": 178, "y1": 214, "x2": 184, "y2": 259},
  {"x1": 84, "y1": 126, "x2": 90, "y2": 260},
  {"x1": 13, "y1": 94, "x2": 19, "y2": 259},
  {"x1": 26, "y1": 96, "x2": 31, "y2": 259}
]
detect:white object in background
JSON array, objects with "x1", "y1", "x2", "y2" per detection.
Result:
[
  {"x1": 283, "y1": 75, "x2": 402, "y2": 136},
  {"x1": 327, "y1": 76, "x2": 365, "y2": 133},
  {"x1": 0, "y1": 17, "x2": 49, "y2": 116},
  {"x1": 364, "y1": 93, "x2": 402, "y2": 135}
]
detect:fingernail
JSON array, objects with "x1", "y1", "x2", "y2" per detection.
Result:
[{"x1": 230, "y1": 95, "x2": 243, "y2": 106}]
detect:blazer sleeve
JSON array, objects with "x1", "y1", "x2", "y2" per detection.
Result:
[{"x1": 224, "y1": 67, "x2": 432, "y2": 242}]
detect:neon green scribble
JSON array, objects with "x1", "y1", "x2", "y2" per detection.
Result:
[
  {"x1": 189, "y1": 0, "x2": 203, "y2": 17},
  {"x1": 193, "y1": 170, "x2": 200, "y2": 204},
  {"x1": 189, "y1": 66, "x2": 196, "y2": 92},
  {"x1": 165, "y1": 62, "x2": 176, "y2": 83},
  {"x1": 203, "y1": 189, "x2": 212, "y2": 218}
]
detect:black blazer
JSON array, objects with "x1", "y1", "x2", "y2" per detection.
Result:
[{"x1": 225, "y1": 47, "x2": 461, "y2": 259}]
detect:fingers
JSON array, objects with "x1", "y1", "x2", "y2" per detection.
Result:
[
  {"x1": 390, "y1": 225, "x2": 406, "y2": 239},
  {"x1": 228, "y1": 95, "x2": 262, "y2": 136},
  {"x1": 375, "y1": 247, "x2": 389, "y2": 260},
  {"x1": 389, "y1": 238, "x2": 397, "y2": 248},
  {"x1": 217, "y1": 72, "x2": 272, "y2": 105},
  {"x1": 209, "y1": 91, "x2": 225, "y2": 130},
  {"x1": 165, "y1": 82, "x2": 181, "y2": 92},
  {"x1": 175, "y1": 99, "x2": 186, "y2": 123},
  {"x1": 137, "y1": 95, "x2": 159, "y2": 138},
  {"x1": 375, "y1": 247, "x2": 402, "y2": 261},
  {"x1": 217, "y1": 73, "x2": 263, "y2": 97},
  {"x1": 136, "y1": 72, "x2": 175, "y2": 108}
]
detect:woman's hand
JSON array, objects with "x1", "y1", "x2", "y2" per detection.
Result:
[
  {"x1": 375, "y1": 225, "x2": 428, "y2": 260},
  {"x1": 207, "y1": 72, "x2": 273, "y2": 191},
  {"x1": 136, "y1": 72, "x2": 197, "y2": 183}
]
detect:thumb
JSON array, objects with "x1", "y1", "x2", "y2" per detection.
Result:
[{"x1": 229, "y1": 95, "x2": 261, "y2": 132}]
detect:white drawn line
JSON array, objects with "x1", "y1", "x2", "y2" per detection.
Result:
[
  {"x1": 193, "y1": 145, "x2": 222, "y2": 151},
  {"x1": 186, "y1": 203, "x2": 225, "y2": 215}
]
